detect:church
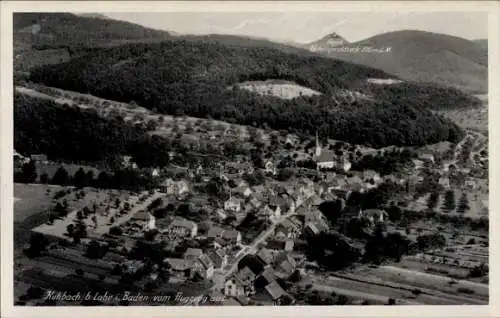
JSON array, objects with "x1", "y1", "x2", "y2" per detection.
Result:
[{"x1": 314, "y1": 132, "x2": 351, "y2": 172}]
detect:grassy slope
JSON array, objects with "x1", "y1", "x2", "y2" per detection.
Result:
[{"x1": 314, "y1": 30, "x2": 488, "y2": 93}]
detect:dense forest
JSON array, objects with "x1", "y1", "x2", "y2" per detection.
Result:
[
  {"x1": 14, "y1": 94, "x2": 180, "y2": 168},
  {"x1": 27, "y1": 39, "x2": 472, "y2": 148}
]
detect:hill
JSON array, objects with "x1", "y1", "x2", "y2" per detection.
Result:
[
  {"x1": 473, "y1": 39, "x2": 488, "y2": 50},
  {"x1": 28, "y1": 38, "x2": 473, "y2": 148},
  {"x1": 13, "y1": 13, "x2": 318, "y2": 74},
  {"x1": 304, "y1": 32, "x2": 349, "y2": 52},
  {"x1": 13, "y1": 12, "x2": 173, "y2": 50},
  {"x1": 307, "y1": 30, "x2": 488, "y2": 93}
]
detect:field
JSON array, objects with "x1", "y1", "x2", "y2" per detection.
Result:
[
  {"x1": 31, "y1": 189, "x2": 155, "y2": 239},
  {"x1": 300, "y1": 252, "x2": 488, "y2": 305},
  {"x1": 14, "y1": 183, "x2": 64, "y2": 222}
]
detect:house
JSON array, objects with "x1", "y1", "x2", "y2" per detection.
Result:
[
  {"x1": 161, "y1": 179, "x2": 190, "y2": 196},
  {"x1": 233, "y1": 185, "x2": 252, "y2": 198},
  {"x1": 123, "y1": 260, "x2": 145, "y2": 275},
  {"x1": 249, "y1": 196, "x2": 263, "y2": 209},
  {"x1": 256, "y1": 248, "x2": 274, "y2": 266},
  {"x1": 347, "y1": 175, "x2": 365, "y2": 192},
  {"x1": 342, "y1": 204, "x2": 362, "y2": 219},
  {"x1": 208, "y1": 227, "x2": 242, "y2": 245},
  {"x1": 266, "y1": 239, "x2": 294, "y2": 252},
  {"x1": 363, "y1": 170, "x2": 381, "y2": 184},
  {"x1": 236, "y1": 267, "x2": 257, "y2": 288},
  {"x1": 166, "y1": 218, "x2": 198, "y2": 238},
  {"x1": 265, "y1": 161, "x2": 277, "y2": 175},
  {"x1": 412, "y1": 159, "x2": 425, "y2": 169},
  {"x1": 207, "y1": 249, "x2": 228, "y2": 270},
  {"x1": 145, "y1": 212, "x2": 156, "y2": 231},
  {"x1": 304, "y1": 222, "x2": 321, "y2": 237},
  {"x1": 164, "y1": 258, "x2": 192, "y2": 275},
  {"x1": 275, "y1": 219, "x2": 300, "y2": 239},
  {"x1": 177, "y1": 180, "x2": 190, "y2": 195},
  {"x1": 275, "y1": 253, "x2": 297, "y2": 279},
  {"x1": 207, "y1": 227, "x2": 225, "y2": 240},
  {"x1": 151, "y1": 168, "x2": 160, "y2": 177},
  {"x1": 266, "y1": 196, "x2": 288, "y2": 217},
  {"x1": 254, "y1": 267, "x2": 276, "y2": 290},
  {"x1": 184, "y1": 248, "x2": 203, "y2": 261},
  {"x1": 419, "y1": 154, "x2": 435, "y2": 167},
  {"x1": 224, "y1": 197, "x2": 243, "y2": 213},
  {"x1": 465, "y1": 179, "x2": 477, "y2": 190},
  {"x1": 216, "y1": 209, "x2": 228, "y2": 221},
  {"x1": 30, "y1": 154, "x2": 48, "y2": 163},
  {"x1": 193, "y1": 254, "x2": 214, "y2": 279},
  {"x1": 264, "y1": 281, "x2": 287, "y2": 304},
  {"x1": 221, "y1": 230, "x2": 242, "y2": 245},
  {"x1": 361, "y1": 209, "x2": 388, "y2": 223},
  {"x1": 224, "y1": 278, "x2": 246, "y2": 297},
  {"x1": 439, "y1": 177, "x2": 451, "y2": 189}
]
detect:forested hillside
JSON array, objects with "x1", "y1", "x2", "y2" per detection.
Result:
[
  {"x1": 14, "y1": 94, "x2": 177, "y2": 168},
  {"x1": 28, "y1": 39, "x2": 471, "y2": 148}
]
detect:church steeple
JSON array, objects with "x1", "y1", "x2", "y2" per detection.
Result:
[{"x1": 315, "y1": 131, "x2": 322, "y2": 157}]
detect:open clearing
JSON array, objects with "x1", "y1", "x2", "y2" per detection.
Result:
[
  {"x1": 14, "y1": 183, "x2": 64, "y2": 222},
  {"x1": 234, "y1": 80, "x2": 322, "y2": 100}
]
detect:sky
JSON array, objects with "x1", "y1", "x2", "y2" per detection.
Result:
[{"x1": 103, "y1": 11, "x2": 488, "y2": 43}]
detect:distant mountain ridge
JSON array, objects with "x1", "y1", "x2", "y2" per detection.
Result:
[
  {"x1": 304, "y1": 30, "x2": 488, "y2": 93},
  {"x1": 304, "y1": 32, "x2": 349, "y2": 52}
]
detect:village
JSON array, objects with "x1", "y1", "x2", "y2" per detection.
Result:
[{"x1": 13, "y1": 84, "x2": 489, "y2": 306}]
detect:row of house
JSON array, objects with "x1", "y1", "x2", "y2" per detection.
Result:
[{"x1": 224, "y1": 249, "x2": 297, "y2": 304}]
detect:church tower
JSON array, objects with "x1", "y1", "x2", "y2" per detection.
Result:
[{"x1": 315, "y1": 131, "x2": 322, "y2": 158}]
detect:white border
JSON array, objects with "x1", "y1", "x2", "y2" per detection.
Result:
[{"x1": 1, "y1": 1, "x2": 499, "y2": 318}]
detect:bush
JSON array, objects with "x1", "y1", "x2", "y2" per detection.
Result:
[{"x1": 109, "y1": 226, "x2": 122, "y2": 236}]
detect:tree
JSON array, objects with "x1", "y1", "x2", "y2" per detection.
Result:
[
  {"x1": 66, "y1": 224, "x2": 75, "y2": 237},
  {"x1": 85, "y1": 240, "x2": 107, "y2": 259},
  {"x1": 55, "y1": 202, "x2": 68, "y2": 218},
  {"x1": 76, "y1": 211, "x2": 84, "y2": 220},
  {"x1": 75, "y1": 268, "x2": 84, "y2": 277},
  {"x1": 52, "y1": 167, "x2": 69, "y2": 185},
  {"x1": 427, "y1": 192, "x2": 440, "y2": 210},
  {"x1": 456, "y1": 193, "x2": 470, "y2": 214},
  {"x1": 26, "y1": 233, "x2": 48, "y2": 256},
  {"x1": 386, "y1": 205, "x2": 402, "y2": 222},
  {"x1": 442, "y1": 190, "x2": 456, "y2": 213},
  {"x1": 40, "y1": 173, "x2": 49, "y2": 184},
  {"x1": 73, "y1": 168, "x2": 86, "y2": 187},
  {"x1": 109, "y1": 226, "x2": 122, "y2": 236}
]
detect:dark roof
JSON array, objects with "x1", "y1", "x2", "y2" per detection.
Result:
[
  {"x1": 265, "y1": 281, "x2": 286, "y2": 300},
  {"x1": 269, "y1": 196, "x2": 287, "y2": 208},
  {"x1": 222, "y1": 230, "x2": 241, "y2": 241},
  {"x1": 184, "y1": 248, "x2": 203, "y2": 260},
  {"x1": 207, "y1": 227, "x2": 224, "y2": 238},
  {"x1": 198, "y1": 254, "x2": 214, "y2": 269}
]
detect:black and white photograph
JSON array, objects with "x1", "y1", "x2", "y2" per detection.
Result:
[{"x1": 1, "y1": 1, "x2": 498, "y2": 315}]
